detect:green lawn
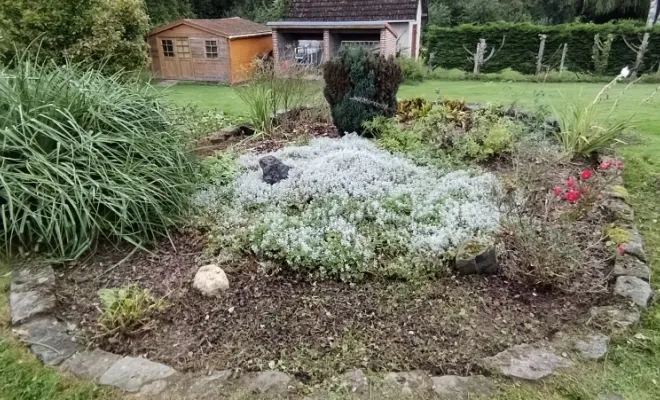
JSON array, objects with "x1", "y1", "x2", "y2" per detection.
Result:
[{"x1": 2, "y1": 79, "x2": 659, "y2": 399}]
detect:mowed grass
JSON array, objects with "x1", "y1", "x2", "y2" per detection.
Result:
[{"x1": 1, "y1": 80, "x2": 658, "y2": 399}]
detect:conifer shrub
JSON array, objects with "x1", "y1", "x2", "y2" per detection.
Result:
[{"x1": 323, "y1": 47, "x2": 403, "y2": 136}]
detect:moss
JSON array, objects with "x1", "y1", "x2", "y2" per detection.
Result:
[
  {"x1": 610, "y1": 185, "x2": 631, "y2": 202},
  {"x1": 604, "y1": 226, "x2": 633, "y2": 244}
]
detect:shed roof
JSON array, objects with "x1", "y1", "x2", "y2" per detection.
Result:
[
  {"x1": 286, "y1": 0, "x2": 421, "y2": 22},
  {"x1": 149, "y1": 17, "x2": 271, "y2": 39}
]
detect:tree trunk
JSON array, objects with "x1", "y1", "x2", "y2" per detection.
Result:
[
  {"x1": 536, "y1": 34, "x2": 547, "y2": 75},
  {"x1": 633, "y1": 33, "x2": 650, "y2": 75},
  {"x1": 559, "y1": 43, "x2": 568, "y2": 76},
  {"x1": 648, "y1": 0, "x2": 659, "y2": 26}
]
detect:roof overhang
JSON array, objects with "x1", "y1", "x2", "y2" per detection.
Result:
[
  {"x1": 228, "y1": 31, "x2": 273, "y2": 40},
  {"x1": 149, "y1": 19, "x2": 222, "y2": 37},
  {"x1": 268, "y1": 21, "x2": 397, "y2": 37}
]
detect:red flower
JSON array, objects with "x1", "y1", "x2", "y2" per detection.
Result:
[
  {"x1": 564, "y1": 189, "x2": 581, "y2": 202},
  {"x1": 618, "y1": 244, "x2": 625, "y2": 255},
  {"x1": 580, "y1": 170, "x2": 593, "y2": 180},
  {"x1": 599, "y1": 161, "x2": 612, "y2": 170},
  {"x1": 553, "y1": 186, "x2": 562, "y2": 197},
  {"x1": 567, "y1": 176, "x2": 576, "y2": 188}
]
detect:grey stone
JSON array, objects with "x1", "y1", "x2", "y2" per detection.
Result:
[
  {"x1": 259, "y1": 156, "x2": 291, "y2": 185},
  {"x1": 138, "y1": 380, "x2": 169, "y2": 395},
  {"x1": 187, "y1": 370, "x2": 233, "y2": 396},
  {"x1": 99, "y1": 356, "x2": 176, "y2": 392},
  {"x1": 383, "y1": 371, "x2": 432, "y2": 395},
  {"x1": 245, "y1": 371, "x2": 292, "y2": 394},
  {"x1": 455, "y1": 241, "x2": 498, "y2": 275},
  {"x1": 10, "y1": 290, "x2": 56, "y2": 325},
  {"x1": 431, "y1": 375, "x2": 496, "y2": 399},
  {"x1": 11, "y1": 265, "x2": 56, "y2": 292},
  {"x1": 612, "y1": 255, "x2": 651, "y2": 281},
  {"x1": 614, "y1": 276, "x2": 652, "y2": 308},
  {"x1": 589, "y1": 306, "x2": 640, "y2": 331},
  {"x1": 338, "y1": 369, "x2": 369, "y2": 393},
  {"x1": 597, "y1": 394, "x2": 625, "y2": 400},
  {"x1": 573, "y1": 333, "x2": 610, "y2": 360},
  {"x1": 22, "y1": 317, "x2": 80, "y2": 366},
  {"x1": 192, "y1": 264, "x2": 229, "y2": 297},
  {"x1": 620, "y1": 230, "x2": 647, "y2": 262},
  {"x1": 60, "y1": 349, "x2": 122, "y2": 382},
  {"x1": 602, "y1": 198, "x2": 634, "y2": 223},
  {"x1": 482, "y1": 344, "x2": 573, "y2": 381}
]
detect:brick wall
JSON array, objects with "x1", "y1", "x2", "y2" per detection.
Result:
[
  {"x1": 379, "y1": 28, "x2": 397, "y2": 58},
  {"x1": 323, "y1": 30, "x2": 331, "y2": 62},
  {"x1": 272, "y1": 29, "x2": 281, "y2": 65}
]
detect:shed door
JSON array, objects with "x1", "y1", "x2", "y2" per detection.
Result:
[
  {"x1": 159, "y1": 38, "x2": 178, "y2": 78},
  {"x1": 174, "y1": 38, "x2": 194, "y2": 79}
]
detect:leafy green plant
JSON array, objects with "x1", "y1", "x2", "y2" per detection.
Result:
[
  {"x1": 397, "y1": 98, "x2": 433, "y2": 122},
  {"x1": 199, "y1": 150, "x2": 239, "y2": 185},
  {"x1": 396, "y1": 57, "x2": 427, "y2": 83},
  {"x1": 323, "y1": 47, "x2": 403, "y2": 135},
  {"x1": 0, "y1": 55, "x2": 196, "y2": 259},
  {"x1": 362, "y1": 116, "x2": 424, "y2": 153},
  {"x1": 170, "y1": 105, "x2": 234, "y2": 139},
  {"x1": 97, "y1": 285, "x2": 168, "y2": 336}
]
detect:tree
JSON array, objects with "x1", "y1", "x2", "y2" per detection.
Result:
[
  {"x1": 145, "y1": 0, "x2": 193, "y2": 26},
  {"x1": 0, "y1": 0, "x2": 149, "y2": 72}
]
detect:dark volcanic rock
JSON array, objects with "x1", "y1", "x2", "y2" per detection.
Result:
[{"x1": 259, "y1": 156, "x2": 291, "y2": 185}]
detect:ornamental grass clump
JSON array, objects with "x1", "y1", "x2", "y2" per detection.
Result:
[
  {"x1": 0, "y1": 58, "x2": 196, "y2": 259},
  {"x1": 196, "y1": 135, "x2": 501, "y2": 282}
]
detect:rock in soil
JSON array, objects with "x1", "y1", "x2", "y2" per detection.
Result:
[
  {"x1": 455, "y1": 241, "x2": 498, "y2": 275},
  {"x1": 383, "y1": 371, "x2": 432, "y2": 396},
  {"x1": 98, "y1": 356, "x2": 176, "y2": 392},
  {"x1": 611, "y1": 255, "x2": 651, "y2": 282},
  {"x1": 619, "y1": 230, "x2": 647, "y2": 262},
  {"x1": 187, "y1": 370, "x2": 233, "y2": 396},
  {"x1": 244, "y1": 371, "x2": 292, "y2": 394},
  {"x1": 259, "y1": 155, "x2": 291, "y2": 185},
  {"x1": 11, "y1": 264, "x2": 56, "y2": 292},
  {"x1": 431, "y1": 375, "x2": 496, "y2": 399},
  {"x1": 597, "y1": 394, "x2": 625, "y2": 400},
  {"x1": 193, "y1": 264, "x2": 229, "y2": 297},
  {"x1": 338, "y1": 369, "x2": 369, "y2": 393},
  {"x1": 10, "y1": 290, "x2": 57, "y2": 325},
  {"x1": 589, "y1": 306, "x2": 640, "y2": 332},
  {"x1": 481, "y1": 344, "x2": 573, "y2": 381},
  {"x1": 601, "y1": 198, "x2": 634, "y2": 224},
  {"x1": 21, "y1": 317, "x2": 81, "y2": 366},
  {"x1": 60, "y1": 349, "x2": 122, "y2": 382},
  {"x1": 614, "y1": 276, "x2": 652, "y2": 308},
  {"x1": 573, "y1": 333, "x2": 610, "y2": 360}
]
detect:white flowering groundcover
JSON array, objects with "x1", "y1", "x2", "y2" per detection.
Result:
[{"x1": 195, "y1": 134, "x2": 501, "y2": 281}]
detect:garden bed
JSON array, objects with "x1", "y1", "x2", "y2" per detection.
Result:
[{"x1": 54, "y1": 99, "x2": 631, "y2": 383}]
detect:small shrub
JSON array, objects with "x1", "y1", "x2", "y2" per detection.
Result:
[
  {"x1": 323, "y1": 47, "x2": 403, "y2": 135},
  {"x1": 171, "y1": 105, "x2": 234, "y2": 139},
  {"x1": 0, "y1": 57, "x2": 196, "y2": 259},
  {"x1": 199, "y1": 150, "x2": 240, "y2": 185},
  {"x1": 397, "y1": 98, "x2": 433, "y2": 122},
  {"x1": 363, "y1": 116, "x2": 424, "y2": 153},
  {"x1": 396, "y1": 57, "x2": 427, "y2": 83},
  {"x1": 97, "y1": 285, "x2": 168, "y2": 336}
]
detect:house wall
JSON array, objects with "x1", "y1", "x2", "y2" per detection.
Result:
[
  {"x1": 229, "y1": 35, "x2": 273, "y2": 83},
  {"x1": 380, "y1": 28, "x2": 397, "y2": 58},
  {"x1": 149, "y1": 24, "x2": 230, "y2": 82},
  {"x1": 148, "y1": 36, "x2": 162, "y2": 78},
  {"x1": 390, "y1": 22, "x2": 411, "y2": 57}
]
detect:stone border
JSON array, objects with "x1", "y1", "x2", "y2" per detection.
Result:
[{"x1": 7, "y1": 158, "x2": 654, "y2": 398}]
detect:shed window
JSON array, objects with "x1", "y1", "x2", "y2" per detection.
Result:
[
  {"x1": 161, "y1": 39, "x2": 174, "y2": 57},
  {"x1": 205, "y1": 40, "x2": 219, "y2": 58},
  {"x1": 175, "y1": 39, "x2": 191, "y2": 59}
]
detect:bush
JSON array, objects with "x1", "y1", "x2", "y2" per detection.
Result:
[
  {"x1": 323, "y1": 47, "x2": 403, "y2": 135},
  {"x1": 426, "y1": 21, "x2": 660, "y2": 76},
  {"x1": 195, "y1": 135, "x2": 501, "y2": 282},
  {"x1": 0, "y1": 58, "x2": 196, "y2": 259},
  {"x1": 397, "y1": 98, "x2": 433, "y2": 122},
  {"x1": 98, "y1": 285, "x2": 168, "y2": 336},
  {"x1": 396, "y1": 57, "x2": 427, "y2": 83}
]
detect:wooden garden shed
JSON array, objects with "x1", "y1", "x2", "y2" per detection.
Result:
[{"x1": 148, "y1": 17, "x2": 272, "y2": 84}]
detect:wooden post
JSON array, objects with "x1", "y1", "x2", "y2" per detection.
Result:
[
  {"x1": 559, "y1": 43, "x2": 568, "y2": 76},
  {"x1": 536, "y1": 34, "x2": 547, "y2": 75}
]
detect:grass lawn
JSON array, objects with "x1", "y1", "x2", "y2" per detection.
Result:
[{"x1": 2, "y1": 79, "x2": 659, "y2": 399}]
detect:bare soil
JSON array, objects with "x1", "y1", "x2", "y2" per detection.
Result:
[{"x1": 56, "y1": 228, "x2": 612, "y2": 383}]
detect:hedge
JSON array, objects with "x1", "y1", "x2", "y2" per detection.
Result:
[{"x1": 426, "y1": 22, "x2": 660, "y2": 76}]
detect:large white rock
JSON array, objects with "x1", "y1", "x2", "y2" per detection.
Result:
[{"x1": 193, "y1": 264, "x2": 229, "y2": 297}]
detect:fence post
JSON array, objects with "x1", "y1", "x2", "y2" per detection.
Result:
[
  {"x1": 536, "y1": 34, "x2": 547, "y2": 75},
  {"x1": 559, "y1": 43, "x2": 568, "y2": 76}
]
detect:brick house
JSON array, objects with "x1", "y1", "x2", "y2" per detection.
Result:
[
  {"x1": 148, "y1": 18, "x2": 272, "y2": 83},
  {"x1": 268, "y1": 0, "x2": 427, "y2": 66}
]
